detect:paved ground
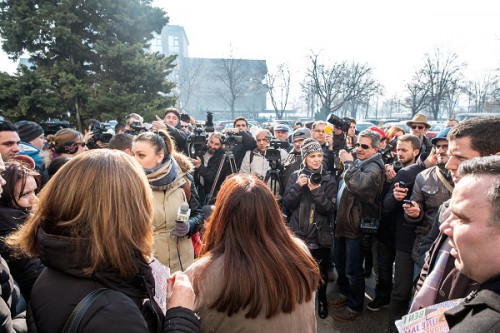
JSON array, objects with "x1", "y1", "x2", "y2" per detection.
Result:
[{"x1": 317, "y1": 271, "x2": 389, "y2": 333}]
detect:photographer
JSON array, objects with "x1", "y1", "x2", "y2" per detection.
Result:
[
  {"x1": 230, "y1": 117, "x2": 257, "y2": 170},
  {"x1": 124, "y1": 113, "x2": 144, "y2": 132},
  {"x1": 282, "y1": 138, "x2": 337, "y2": 319},
  {"x1": 151, "y1": 108, "x2": 189, "y2": 154},
  {"x1": 84, "y1": 119, "x2": 112, "y2": 149},
  {"x1": 280, "y1": 128, "x2": 311, "y2": 195},
  {"x1": 240, "y1": 129, "x2": 288, "y2": 191},
  {"x1": 330, "y1": 129, "x2": 385, "y2": 322},
  {"x1": 189, "y1": 132, "x2": 224, "y2": 204},
  {"x1": 272, "y1": 124, "x2": 291, "y2": 151}
]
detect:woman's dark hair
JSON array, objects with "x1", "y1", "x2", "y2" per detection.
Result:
[
  {"x1": 194, "y1": 174, "x2": 320, "y2": 319},
  {"x1": 0, "y1": 161, "x2": 39, "y2": 208},
  {"x1": 47, "y1": 156, "x2": 71, "y2": 179}
]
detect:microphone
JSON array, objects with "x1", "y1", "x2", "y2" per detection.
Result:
[{"x1": 171, "y1": 202, "x2": 190, "y2": 237}]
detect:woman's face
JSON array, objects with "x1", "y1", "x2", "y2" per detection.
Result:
[
  {"x1": 15, "y1": 175, "x2": 39, "y2": 209},
  {"x1": 305, "y1": 151, "x2": 323, "y2": 170},
  {"x1": 73, "y1": 136, "x2": 88, "y2": 156},
  {"x1": 132, "y1": 141, "x2": 164, "y2": 169}
]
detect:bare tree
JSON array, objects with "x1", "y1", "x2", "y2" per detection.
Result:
[
  {"x1": 418, "y1": 48, "x2": 466, "y2": 120},
  {"x1": 401, "y1": 71, "x2": 431, "y2": 117},
  {"x1": 264, "y1": 63, "x2": 291, "y2": 119},
  {"x1": 465, "y1": 72, "x2": 499, "y2": 113},
  {"x1": 210, "y1": 51, "x2": 268, "y2": 120},
  {"x1": 301, "y1": 52, "x2": 382, "y2": 119},
  {"x1": 175, "y1": 57, "x2": 204, "y2": 112}
]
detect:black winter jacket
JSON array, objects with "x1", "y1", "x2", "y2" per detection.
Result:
[
  {"x1": 0, "y1": 207, "x2": 44, "y2": 301},
  {"x1": 0, "y1": 256, "x2": 27, "y2": 332},
  {"x1": 282, "y1": 168, "x2": 337, "y2": 246},
  {"x1": 29, "y1": 228, "x2": 199, "y2": 333}
]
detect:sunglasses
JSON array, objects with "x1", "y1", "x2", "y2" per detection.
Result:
[
  {"x1": 181, "y1": 125, "x2": 189, "y2": 128},
  {"x1": 76, "y1": 142, "x2": 86, "y2": 147},
  {"x1": 434, "y1": 144, "x2": 448, "y2": 150},
  {"x1": 411, "y1": 125, "x2": 426, "y2": 130},
  {"x1": 355, "y1": 143, "x2": 371, "y2": 149}
]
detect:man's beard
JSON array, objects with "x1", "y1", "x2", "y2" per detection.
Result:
[{"x1": 207, "y1": 147, "x2": 216, "y2": 155}]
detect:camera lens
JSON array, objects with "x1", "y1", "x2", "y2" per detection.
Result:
[{"x1": 310, "y1": 173, "x2": 322, "y2": 185}]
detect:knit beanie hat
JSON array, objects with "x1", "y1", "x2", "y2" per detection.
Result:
[
  {"x1": 301, "y1": 138, "x2": 322, "y2": 159},
  {"x1": 15, "y1": 121, "x2": 44, "y2": 143}
]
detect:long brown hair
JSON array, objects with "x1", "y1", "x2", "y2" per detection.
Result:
[
  {"x1": 6, "y1": 149, "x2": 154, "y2": 277},
  {"x1": 195, "y1": 174, "x2": 320, "y2": 318}
]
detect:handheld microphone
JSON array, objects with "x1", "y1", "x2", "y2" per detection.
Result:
[{"x1": 176, "y1": 202, "x2": 191, "y2": 223}]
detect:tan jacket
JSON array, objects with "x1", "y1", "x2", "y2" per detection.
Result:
[{"x1": 186, "y1": 256, "x2": 317, "y2": 333}]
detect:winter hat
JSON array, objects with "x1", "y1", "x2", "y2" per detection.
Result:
[
  {"x1": 293, "y1": 128, "x2": 311, "y2": 141},
  {"x1": 369, "y1": 126, "x2": 386, "y2": 140},
  {"x1": 431, "y1": 126, "x2": 452, "y2": 145},
  {"x1": 301, "y1": 138, "x2": 322, "y2": 159},
  {"x1": 274, "y1": 123, "x2": 290, "y2": 132},
  {"x1": 15, "y1": 121, "x2": 44, "y2": 143}
]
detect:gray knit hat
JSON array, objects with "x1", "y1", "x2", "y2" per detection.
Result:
[
  {"x1": 15, "y1": 121, "x2": 44, "y2": 143},
  {"x1": 301, "y1": 138, "x2": 322, "y2": 159}
]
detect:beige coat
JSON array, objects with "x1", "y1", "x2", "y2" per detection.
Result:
[
  {"x1": 152, "y1": 153, "x2": 195, "y2": 273},
  {"x1": 186, "y1": 256, "x2": 317, "y2": 333}
]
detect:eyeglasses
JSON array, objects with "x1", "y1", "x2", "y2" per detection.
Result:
[
  {"x1": 355, "y1": 143, "x2": 371, "y2": 150},
  {"x1": 434, "y1": 144, "x2": 448, "y2": 150},
  {"x1": 411, "y1": 125, "x2": 425, "y2": 130}
]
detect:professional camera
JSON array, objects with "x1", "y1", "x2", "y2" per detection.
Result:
[
  {"x1": 90, "y1": 123, "x2": 113, "y2": 144},
  {"x1": 326, "y1": 113, "x2": 351, "y2": 133},
  {"x1": 392, "y1": 159, "x2": 403, "y2": 173},
  {"x1": 40, "y1": 119, "x2": 70, "y2": 135},
  {"x1": 300, "y1": 169, "x2": 323, "y2": 185},
  {"x1": 189, "y1": 126, "x2": 208, "y2": 158},
  {"x1": 360, "y1": 218, "x2": 380, "y2": 234},
  {"x1": 379, "y1": 137, "x2": 398, "y2": 164},
  {"x1": 124, "y1": 121, "x2": 149, "y2": 136},
  {"x1": 188, "y1": 112, "x2": 216, "y2": 158},
  {"x1": 221, "y1": 130, "x2": 242, "y2": 152},
  {"x1": 265, "y1": 139, "x2": 288, "y2": 162}
]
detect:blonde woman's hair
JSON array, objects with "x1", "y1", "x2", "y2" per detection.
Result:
[{"x1": 7, "y1": 149, "x2": 154, "y2": 277}]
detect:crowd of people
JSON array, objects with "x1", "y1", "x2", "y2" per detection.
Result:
[{"x1": 0, "y1": 109, "x2": 498, "y2": 332}]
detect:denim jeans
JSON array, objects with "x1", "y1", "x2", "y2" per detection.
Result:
[{"x1": 333, "y1": 237, "x2": 365, "y2": 313}]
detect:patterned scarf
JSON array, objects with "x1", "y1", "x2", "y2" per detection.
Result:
[{"x1": 144, "y1": 156, "x2": 178, "y2": 189}]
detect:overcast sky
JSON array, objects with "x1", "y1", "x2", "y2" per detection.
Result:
[
  {"x1": 2, "y1": 0, "x2": 499, "y2": 100},
  {"x1": 156, "y1": 0, "x2": 500, "y2": 97}
]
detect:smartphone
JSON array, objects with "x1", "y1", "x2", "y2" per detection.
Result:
[{"x1": 403, "y1": 199, "x2": 413, "y2": 206}]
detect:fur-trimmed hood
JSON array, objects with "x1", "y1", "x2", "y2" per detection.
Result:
[{"x1": 172, "y1": 151, "x2": 194, "y2": 174}]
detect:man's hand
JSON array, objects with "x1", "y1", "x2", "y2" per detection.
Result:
[
  {"x1": 151, "y1": 115, "x2": 167, "y2": 131},
  {"x1": 339, "y1": 149, "x2": 354, "y2": 163},
  {"x1": 393, "y1": 182, "x2": 408, "y2": 202},
  {"x1": 385, "y1": 164, "x2": 397, "y2": 183},
  {"x1": 403, "y1": 200, "x2": 420, "y2": 217},
  {"x1": 189, "y1": 157, "x2": 202, "y2": 168},
  {"x1": 326, "y1": 134, "x2": 333, "y2": 151}
]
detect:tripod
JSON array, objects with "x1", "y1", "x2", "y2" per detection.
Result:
[
  {"x1": 206, "y1": 148, "x2": 238, "y2": 204},
  {"x1": 264, "y1": 159, "x2": 283, "y2": 197}
]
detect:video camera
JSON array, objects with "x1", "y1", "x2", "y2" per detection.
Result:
[
  {"x1": 379, "y1": 137, "x2": 398, "y2": 164},
  {"x1": 90, "y1": 122, "x2": 113, "y2": 144},
  {"x1": 188, "y1": 112, "x2": 215, "y2": 158},
  {"x1": 125, "y1": 121, "x2": 149, "y2": 136},
  {"x1": 40, "y1": 119, "x2": 70, "y2": 136},
  {"x1": 265, "y1": 139, "x2": 288, "y2": 162},
  {"x1": 220, "y1": 131, "x2": 242, "y2": 153},
  {"x1": 326, "y1": 113, "x2": 351, "y2": 133}
]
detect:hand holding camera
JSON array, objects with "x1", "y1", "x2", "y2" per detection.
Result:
[
  {"x1": 297, "y1": 173, "x2": 309, "y2": 187},
  {"x1": 339, "y1": 149, "x2": 354, "y2": 163}
]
